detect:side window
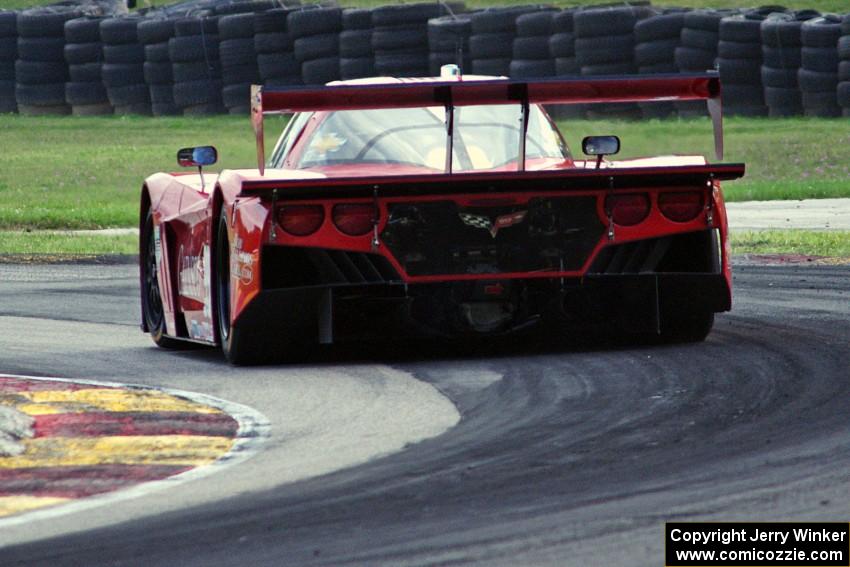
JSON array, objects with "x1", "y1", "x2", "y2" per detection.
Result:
[{"x1": 269, "y1": 112, "x2": 312, "y2": 168}]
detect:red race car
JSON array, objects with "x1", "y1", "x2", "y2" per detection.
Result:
[{"x1": 140, "y1": 71, "x2": 744, "y2": 364}]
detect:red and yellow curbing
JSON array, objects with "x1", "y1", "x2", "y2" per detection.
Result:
[{"x1": 0, "y1": 375, "x2": 243, "y2": 518}]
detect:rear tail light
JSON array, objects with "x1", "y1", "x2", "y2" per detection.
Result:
[
  {"x1": 332, "y1": 203, "x2": 375, "y2": 236},
  {"x1": 606, "y1": 193, "x2": 650, "y2": 226},
  {"x1": 277, "y1": 205, "x2": 324, "y2": 236},
  {"x1": 658, "y1": 191, "x2": 704, "y2": 222}
]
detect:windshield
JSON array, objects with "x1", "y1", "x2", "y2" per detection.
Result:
[{"x1": 275, "y1": 104, "x2": 569, "y2": 172}]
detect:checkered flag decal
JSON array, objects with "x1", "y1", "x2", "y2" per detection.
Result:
[{"x1": 459, "y1": 213, "x2": 493, "y2": 231}]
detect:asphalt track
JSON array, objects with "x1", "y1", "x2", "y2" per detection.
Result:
[{"x1": 0, "y1": 260, "x2": 848, "y2": 566}]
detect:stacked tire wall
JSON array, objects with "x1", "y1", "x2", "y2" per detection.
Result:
[
  {"x1": 798, "y1": 15, "x2": 842, "y2": 117},
  {"x1": 470, "y1": 6, "x2": 543, "y2": 77},
  {"x1": 634, "y1": 10, "x2": 686, "y2": 118},
  {"x1": 717, "y1": 11, "x2": 772, "y2": 116},
  {"x1": 64, "y1": 17, "x2": 110, "y2": 116},
  {"x1": 510, "y1": 10, "x2": 556, "y2": 79},
  {"x1": 675, "y1": 10, "x2": 730, "y2": 116},
  {"x1": 101, "y1": 17, "x2": 151, "y2": 115},
  {"x1": 339, "y1": 8, "x2": 374, "y2": 80},
  {"x1": 219, "y1": 13, "x2": 261, "y2": 114},
  {"x1": 0, "y1": 11, "x2": 17, "y2": 113},
  {"x1": 372, "y1": 4, "x2": 445, "y2": 78},
  {"x1": 549, "y1": 9, "x2": 577, "y2": 77},
  {"x1": 170, "y1": 16, "x2": 223, "y2": 114},
  {"x1": 290, "y1": 7, "x2": 341, "y2": 86},
  {"x1": 761, "y1": 11, "x2": 818, "y2": 117},
  {"x1": 840, "y1": 15, "x2": 850, "y2": 116},
  {"x1": 139, "y1": 18, "x2": 178, "y2": 116},
  {"x1": 254, "y1": 8, "x2": 300, "y2": 87},
  {"x1": 427, "y1": 14, "x2": 471, "y2": 77},
  {"x1": 16, "y1": 8, "x2": 82, "y2": 115}
]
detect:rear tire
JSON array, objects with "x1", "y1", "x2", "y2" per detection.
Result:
[
  {"x1": 141, "y1": 211, "x2": 182, "y2": 348},
  {"x1": 660, "y1": 305, "x2": 715, "y2": 343}
]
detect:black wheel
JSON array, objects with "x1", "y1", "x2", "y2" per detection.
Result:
[{"x1": 141, "y1": 211, "x2": 181, "y2": 348}]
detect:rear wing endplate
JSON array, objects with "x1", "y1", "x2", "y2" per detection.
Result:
[{"x1": 250, "y1": 74, "x2": 724, "y2": 175}]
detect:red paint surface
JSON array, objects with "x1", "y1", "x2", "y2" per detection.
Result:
[
  {"x1": 34, "y1": 412, "x2": 239, "y2": 438},
  {"x1": 0, "y1": 465, "x2": 192, "y2": 498}
]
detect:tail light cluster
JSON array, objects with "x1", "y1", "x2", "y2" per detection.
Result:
[
  {"x1": 605, "y1": 190, "x2": 705, "y2": 227},
  {"x1": 276, "y1": 203, "x2": 376, "y2": 237}
]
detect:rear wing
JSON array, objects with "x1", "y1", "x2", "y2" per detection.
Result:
[{"x1": 250, "y1": 74, "x2": 724, "y2": 175}]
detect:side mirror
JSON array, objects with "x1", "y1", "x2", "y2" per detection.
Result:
[
  {"x1": 581, "y1": 136, "x2": 620, "y2": 157},
  {"x1": 581, "y1": 136, "x2": 620, "y2": 170},
  {"x1": 177, "y1": 146, "x2": 218, "y2": 168}
]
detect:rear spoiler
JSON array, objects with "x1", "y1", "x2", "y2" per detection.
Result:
[{"x1": 250, "y1": 74, "x2": 724, "y2": 175}]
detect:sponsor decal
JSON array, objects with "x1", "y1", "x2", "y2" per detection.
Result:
[
  {"x1": 178, "y1": 246, "x2": 212, "y2": 309},
  {"x1": 231, "y1": 236, "x2": 256, "y2": 285},
  {"x1": 189, "y1": 319, "x2": 214, "y2": 342},
  {"x1": 153, "y1": 226, "x2": 162, "y2": 267},
  {"x1": 459, "y1": 210, "x2": 528, "y2": 238}
]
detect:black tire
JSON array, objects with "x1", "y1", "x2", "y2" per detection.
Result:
[
  {"x1": 254, "y1": 31, "x2": 291, "y2": 54},
  {"x1": 635, "y1": 13, "x2": 684, "y2": 42},
  {"x1": 100, "y1": 18, "x2": 140, "y2": 45},
  {"x1": 0, "y1": 37, "x2": 16, "y2": 61},
  {"x1": 152, "y1": 102, "x2": 181, "y2": 116},
  {"x1": 515, "y1": 11, "x2": 555, "y2": 37},
  {"x1": 512, "y1": 36, "x2": 550, "y2": 60},
  {"x1": 576, "y1": 35, "x2": 635, "y2": 66},
  {"x1": 16, "y1": 82, "x2": 66, "y2": 106},
  {"x1": 801, "y1": 46, "x2": 839, "y2": 73},
  {"x1": 0, "y1": 11, "x2": 17, "y2": 37},
  {"x1": 721, "y1": 84, "x2": 764, "y2": 105},
  {"x1": 760, "y1": 16, "x2": 803, "y2": 48},
  {"x1": 103, "y1": 43, "x2": 145, "y2": 64},
  {"x1": 548, "y1": 32, "x2": 575, "y2": 58},
  {"x1": 141, "y1": 211, "x2": 182, "y2": 349},
  {"x1": 428, "y1": 17, "x2": 472, "y2": 52},
  {"x1": 801, "y1": 90, "x2": 839, "y2": 111},
  {"x1": 840, "y1": 61, "x2": 850, "y2": 82},
  {"x1": 581, "y1": 62, "x2": 635, "y2": 75},
  {"x1": 17, "y1": 8, "x2": 82, "y2": 38},
  {"x1": 64, "y1": 42, "x2": 102, "y2": 65},
  {"x1": 18, "y1": 37, "x2": 66, "y2": 62},
  {"x1": 288, "y1": 8, "x2": 342, "y2": 40},
  {"x1": 253, "y1": 8, "x2": 293, "y2": 34},
  {"x1": 65, "y1": 81, "x2": 107, "y2": 105},
  {"x1": 574, "y1": 6, "x2": 647, "y2": 38},
  {"x1": 674, "y1": 46, "x2": 716, "y2": 71},
  {"x1": 554, "y1": 56, "x2": 579, "y2": 75},
  {"x1": 294, "y1": 33, "x2": 338, "y2": 63},
  {"x1": 717, "y1": 39, "x2": 761, "y2": 60},
  {"x1": 340, "y1": 30, "x2": 373, "y2": 58},
  {"x1": 0, "y1": 65, "x2": 13, "y2": 81},
  {"x1": 15, "y1": 60, "x2": 67, "y2": 84},
  {"x1": 798, "y1": 68, "x2": 838, "y2": 91},
  {"x1": 800, "y1": 16, "x2": 842, "y2": 48},
  {"x1": 102, "y1": 63, "x2": 145, "y2": 87},
  {"x1": 683, "y1": 10, "x2": 728, "y2": 33},
  {"x1": 219, "y1": 13, "x2": 255, "y2": 39},
  {"x1": 168, "y1": 35, "x2": 221, "y2": 63},
  {"x1": 552, "y1": 9, "x2": 575, "y2": 33},
  {"x1": 214, "y1": 1, "x2": 275, "y2": 16},
  {"x1": 258, "y1": 52, "x2": 299, "y2": 79},
  {"x1": 509, "y1": 58, "x2": 555, "y2": 78},
  {"x1": 222, "y1": 82, "x2": 251, "y2": 107},
  {"x1": 469, "y1": 33, "x2": 514, "y2": 59},
  {"x1": 149, "y1": 83, "x2": 174, "y2": 103},
  {"x1": 719, "y1": 15, "x2": 763, "y2": 43},
  {"x1": 342, "y1": 8, "x2": 372, "y2": 30},
  {"x1": 137, "y1": 19, "x2": 174, "y2": 45},
  {"x1": 680, "y1": 28, "x2": 719, "y2": 51},
  {"x1": 69, "y1": 62, "x2": 102, "y2": 82},
  {"x1": 223, "y1": 64, "x2": 260, "y2": 85},
  {"x1": 761, "y1": 65, "x2": 799, "y2": 87},
  {"x1": 174, "y1": 17, "x2": 218, "y2": 38},
  {"x1": 837, "y1": 82, "x2": 850, "y2": 107},
  {"x1": 173, "y1": 79, "x2": 223, "y2": 107},
  {"x1": 64, "y1": 17, "x2": 104, "y2": 44},
  {"x1": 638, "y1": 61, "x2": 678, "y2": 73},
  {"x1": 839, "y1": 36, "x2": 850, "y2": 61},
  {"x1": 472, "y1": 57, "x2": 510, "y2": 76},
  {"x1": 371, "y1": 26, "x2": 428, "y2": 51},
  {"x1": 718, "y1": 58, "x2": 763, "y2": 84},
  {"x1": 635, "y1": 39, "x2": 679, "y2": 66},
  {"x1": 373, "y1": 53, "x2": 427, "y2": 76},
  {"x1": 220, "y1": 38, "x2": 257, "y2": 67},
  {"x1": 764, "y1": 85, "x2": 802, "y2": 107},
  {"x1": 144, "y1": 61, "x2": 173, "y2": 84},
  {"x1": 181, "y1": 102, "x2": 225, "y2": 115},
  {"x1": 472, "y1": 6, "x2": 540, "y2": 34},
  {"x1": 429, "y1": 52, "x2": 470, "y2": 75},
  {"x1": 339, "y1": 57, "x2": 375, "y2": 79},
  {"x1": 107, "y1": 82, "x2": 149, "y2": 106},
  {"x1": 145, "y1": 42, "x2": 171, "y2": 63},
  {"x1": 761, "y1": 46, "x2": 802, "y2": 69},
  {"x1": 372, "y1": 4, "x2": 442, "y2": 28}
]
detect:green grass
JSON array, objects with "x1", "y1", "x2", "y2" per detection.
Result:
[
  {"x1": 730, "y1": 230, "x2": 850, "y2": 258},
  {"x1": 0, "y1": 114, "x2": 847, "y2": 230},
  {"x1": 2, "y1": 229, "x2": 846, "y2": 259},
  {"x1": 0, "y1": 231, "x2": 138, "y2": 255}
]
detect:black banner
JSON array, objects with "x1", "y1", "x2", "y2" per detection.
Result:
[{"x1": 666, "y1": 523, "x2": 850, "y2": 566}]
